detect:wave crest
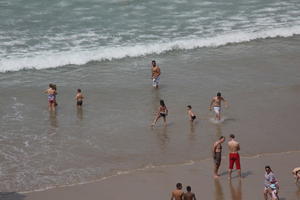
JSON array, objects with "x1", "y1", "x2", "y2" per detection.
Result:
[{"x1": 1, "y1": 26, "x2": 300, "y2": 73}]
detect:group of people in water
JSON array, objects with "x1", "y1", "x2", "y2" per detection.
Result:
[
  {"x1": 151, "y1": 60, "x2": 300, "y2": 200},
  {"x1": 45, "y1": 83, "x2": 84, "y2": 111},
  {"x1": 44, "y1": 60, "x2": 299, "y2": 200}
]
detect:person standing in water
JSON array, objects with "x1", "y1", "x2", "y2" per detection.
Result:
[
  {"x1": 45, "y1": 84, "x2": 56, "y2": 111},
  {"x1": 228, "y1": 134, "x2": 241, "y2": 179},
  {"x1": 152, "y1": 99, "x2": 168, "y2": 126},
  {"x1": 171, "y1": 183, "x2": 184, "y2": 200},
  {"x1": 151, "y1": 60, "x2": 161, "y2": 88},
  {"x1": 183, "y1": 186, "x2": 196, "y2": 200},
  {"x1": 264, "y1": 166, "x2": 279, "y2": 200},
  {"x1": 51, "y1": 84, "x2": 58, "y2": 107},
  {"x1": 187, "y1": 105, "x2": 196, "y2": 122},
  {"x1": 75, "y1": 89, "x2": 84, "y2": 107},
  {"x1": 209, "y1": 92, "x2": 228, "y2": 121},
  {"x1": 213, "y1": 136, "x2": 225, "y2": 178}
]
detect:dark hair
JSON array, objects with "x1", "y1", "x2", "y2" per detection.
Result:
[
  {"x1": 176, "y1": 183, "x2": 182, "y2": 189},
  {"x1": 160, "y1": 99, "x2": 165, "y2": 107},
  {"x1": 217, "y1": 92, "x2": 221, "y2": 97},
  {"x1": 152, "y1": 60, "x2": 156, "y2": 66},
  {"x1": 219, "y1": 136, "x2": 225, "y2": 140},
  {"x1": 186, "y1": 186, "x2": 191, "y2": 192},
  {"x1": 77, "y1": 89, "x2": 81, "y2": 92},
  {"x1": 265, "y1": 165, "x2": 271, "y2": 170},
  {"x1": 229, "y1": 134, "x2": 235, "y2": 139},
  {"x1": 187, "y1": 105, "x2": 192, "y2": 109}
]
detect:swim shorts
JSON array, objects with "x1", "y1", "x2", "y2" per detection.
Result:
[
  {"x1": 160, "y1": 112, "x2": 166, "y2": 118},
  {"x1": 152, "y1": 76, "x2": 160, "y2": 87},
  {"x1": 191, "y1": 115, "x2": 196, "y2": 121},
  {"x1": 213, "y1": 107, "x2": 221, "y2": 114},
  {"x1": 77, "y1": 100, "x2": 83, "y2": 106},
  {"x1": 214, "y1": 152, "x2": 221, "y2": 166},
  {"x1": 229, "y1": 153, "x2": 241, "y2": 170}
]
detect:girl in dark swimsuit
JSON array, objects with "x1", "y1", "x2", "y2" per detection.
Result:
[{"x1": 152, "y1": 99, "x2": 168, "y2": 127}]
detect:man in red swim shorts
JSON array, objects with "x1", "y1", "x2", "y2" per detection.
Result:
[{"x1": 228, "y1": 134, "x2": 241, "y2": 179}]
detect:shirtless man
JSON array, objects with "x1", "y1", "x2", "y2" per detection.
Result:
[
  {"x1": 228, "y1": 134, "x2": 241, "y2": 179},
  {"x1": 151, "y1": 60, "x2": 161, "y2": 88},
  {"x1": 209, "y1": 92, "x2": 228, "y2": 121},
  {"x1": 171, "y1": 183, "x2": 184, "y2": 200},
  {"x1": 45, "y1": 84, "x2": 56, "y2": 111},
  {"x1": 75, "y1": 89, "x2": 84, "y2": 107},
  {"x1": 183, "y1": 186, "x2": 196, "y2": 200},
  {"x1": 213, "y1": 136, "x2": 225, "y2": 178}
]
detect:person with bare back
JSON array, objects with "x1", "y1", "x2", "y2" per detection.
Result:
[
  {"x1": 228, "y1": 134, "x2": 241, "y2": 179},
  {"x1": 171, "y1": 183, "x2": 184, "y2": 200}
]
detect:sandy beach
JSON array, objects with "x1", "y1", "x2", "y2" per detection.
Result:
[{"x1": 1, "y1": 151, "x2": 296, "y2": 200}]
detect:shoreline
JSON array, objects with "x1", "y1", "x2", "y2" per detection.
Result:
[
  {"x1": 14, "y1": 149, "x2": 300, "y2": 195},
  {"x1": 18, "y1": 151, "x2": 300, "y2": 200}
]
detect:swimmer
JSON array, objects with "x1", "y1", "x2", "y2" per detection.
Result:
[
  {"x1": 183, "y1": 186, "x2": 196, "y2": 200},
  {"x1": 171, "y1": 183, "x2": 184, "y2": 200},
  {"x1": 292, "y1": 167, "x2": 300, "y2": 183},
  {"x1": 152, "y1": 99, "x2": 168, "y2": 127},
  {"x1": 209, "y1": 92, "x2": 228, "y2": 121},
  {"x1": 151, "y1": 60, "x2": 161, "y2": 88},
  {"x1": 75, "y1": 89, "x2": 84, "y2": 107},
  {"x1": 228, "y1": 134, "x2": 241, "y2": 179},
  {"x1": 187, "y1": 105, "x2": 196, "y2": 122},
  {"x1": 264, "y1": 166, "x2": 279, "y2": 200},
  {"x1": 45, "y1": 84, "x2": 56, "y2": 111},
  {"x1": 213, "y1": 136, "x2": 225, "y2": 178}
]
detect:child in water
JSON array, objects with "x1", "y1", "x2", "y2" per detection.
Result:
[
  {"x1": 152, "y1": 99, "x2": 168, "y2": 126},
  {"x1": 187, "y1": 105, "x2": 196, "y2": 122},
  {"x1": 75, "y1": 89, "x2": 84, "y2": 107}
]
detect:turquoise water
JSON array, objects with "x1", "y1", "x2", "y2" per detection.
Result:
[{"x1": 0, "y1": 0, "x2": 300, "y2": 71}]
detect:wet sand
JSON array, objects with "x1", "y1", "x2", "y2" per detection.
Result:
[{"x1": 16, "y1": 151, "x2": 300, "y2": 200}]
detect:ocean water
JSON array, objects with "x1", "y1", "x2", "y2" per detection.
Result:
[
  {"x1": 0, "y1": 0, "x2": 300, "y2": 193},
  {"x1": 0, "y1": 0, "x2": 300, "y2": 72}
]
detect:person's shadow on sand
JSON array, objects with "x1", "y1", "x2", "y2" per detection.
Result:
[{"x1": 0, "y1": 192, "x2": 26, "y2": 200}]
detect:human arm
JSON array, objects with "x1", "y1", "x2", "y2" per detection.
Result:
[
  {"x1": 193, "y1": 193, "x2": 196, "y2": 200},
  {"x1": 237, "y1": 143, "x2": 240, "y2": 151},
  {"x1": 209, "y1": 99, "x2": 214, "y2": 110},
  {"x1": 222, "y1": 97, "x2": 228, "y2": 108},
  {"x1": 170, "y1": 192, "x2": 174, "y2": 200}
]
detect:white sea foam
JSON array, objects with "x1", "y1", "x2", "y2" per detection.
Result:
[{"x1": 1, "y1": 25, "x2": 300, "y2": 73}]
